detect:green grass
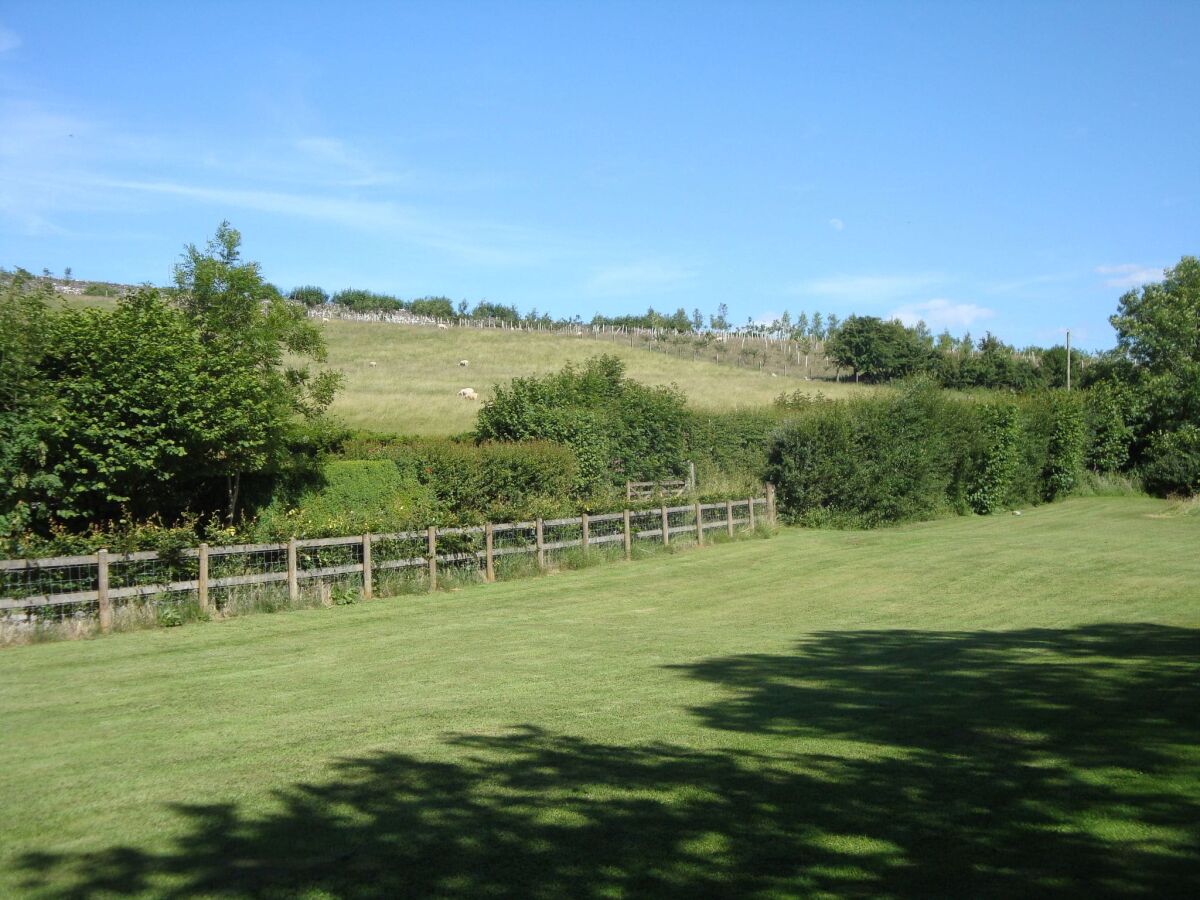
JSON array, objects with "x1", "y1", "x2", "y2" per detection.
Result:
[
  {"x1": 2, "y1": 496, "x2": 1197, "y2": 897},
  {"x1": 63, "y1": 296, "x2": 868, "y2": 435},
  {"x1": 317, "y1": 319, "x2": 867, "y2": 435}
]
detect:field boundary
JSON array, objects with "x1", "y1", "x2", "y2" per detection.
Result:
[{"x1": 2, "y1": 492, "x2": 774, "y2": 630}]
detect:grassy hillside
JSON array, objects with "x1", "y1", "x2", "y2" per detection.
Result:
[
  {"x1": 2, "y1": 496, "x2": 1197, "y2": 897},
  {"x1": 318, "y1": 320, "x2": 865, "y2": 434},
  {"x1": 62, "y1": 295, "x2": 865, "y2": 435}
]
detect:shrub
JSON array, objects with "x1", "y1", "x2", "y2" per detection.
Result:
[
  {"x1": 768, "y1": 384, "x2": 1094, "y2": 527},
  {"x1": 1040, "y1": 392, "x2": 1087, "y2": 500},
  {"x1": 253, "y1": 459, "x2": 435, "y2": 537},
  {"x1": 766, "y1": 381, "x2": 959, "y2": 527},
  {"x1": 339, "y1": 435, "x2": 582, "y2": 522},
  {"x1": 1084, "y1": 382, "x2": 1137, "y2": 473},
  {"x1": 967, "y1": 403, "x2": 1021, "y2": 514},
  {"x1": 476, "y1": 356, "x2": 690, "y2": 492},
  {"x1": 1141, "y1": 425, "x2": 1200, "y2": 496}
]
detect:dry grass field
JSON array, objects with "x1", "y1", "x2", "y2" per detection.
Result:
[
  {"x1": 316, "y1": 319, "x2": 867, "y2": 434},
  {"x1": 64, "y1": 293, "x2": 867, "y2": 434}
]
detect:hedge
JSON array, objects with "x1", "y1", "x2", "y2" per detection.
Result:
[{"x1": 766, "y1": 381, "x2": 1093, "y2": 527}]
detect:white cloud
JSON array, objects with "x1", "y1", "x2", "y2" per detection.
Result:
[
  {"x1": 584, "y1": 260, "x2": 696, "y2": 296},
  {"x1": 889, "y1": 298, "x2": 995, "y2": 331},
  {"x1": 96, "y1": 178, "x2": 563, "y2": 266},
  {"x1": 0, "y1": 25, "x2": 20, "y2": 54},
  {"x1": 1095, "y1": 263, "x2": 1163, "y2": 289},
  {"x1": 790, "y1": 273, "x2": 944, "y2": 301},
  {"x1": 828, "y1": 218, "x2": 844, "y2": 231}
]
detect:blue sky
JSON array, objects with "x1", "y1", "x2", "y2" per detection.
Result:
[{"x1": 1, "y1": 1, "x2": 1196, "y2": 348}]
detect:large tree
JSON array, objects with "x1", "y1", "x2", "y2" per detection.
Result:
[
  {"x1": 825, "y1": 315, "x2": 929, "y2": 382},
  {"x1": 1109, "y1": 256, "x2": 1200, "y2": 493},
  {"x1": 0, "y1": 225, "x2": 342, "y2": 538},
  {"x1": 174, "y1": 222, "x2": 342, "y2": 518}
]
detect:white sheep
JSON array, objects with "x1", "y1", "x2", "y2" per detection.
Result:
[
  {"x1": 457, "y1": 388, "x2": 478, "y2": 400},
  {"x1": 438, "y1": 323, "x2": 448, "y2": 330},
  {"x1": 368, "y1": 361, "x2": 378, "y2": 368},
  {"x1": 458, "y1": 359, "x2": 469, "y2": 367}
]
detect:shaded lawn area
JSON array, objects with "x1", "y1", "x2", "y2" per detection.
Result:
[{"x1": 2, "y1": 497, "x2": 1198, "y2": 897}]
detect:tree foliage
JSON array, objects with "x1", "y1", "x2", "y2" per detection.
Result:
[
  {"x1": 0, "y1": 224, "x2": 342, "y2": 539},
  {"x1": 475, "y1": 356, "x2": 690, "y2": 492}
]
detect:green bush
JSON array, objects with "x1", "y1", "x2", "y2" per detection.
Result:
[
  {"x1": 766, "y1": 381, "x2": 960, "y2": 527},
  {"x1": 1084, "y1": 382, "x2": 1137, "y2": 473},
  {"x1": 253, "y1": 459, "x2": 435, "y2": 537},
  {"x1": 340, "y1": 435, "x2": 582, "y2": 522},
  {"x1": 967, "y1": 403, "x2": 1021, "y2": 514},
  {"x1": 475, "y1": 355, "x2": 690, "y2": 492},
  {"x1": 1141, "y1": 425, "x2": 1200, "y2": 496},
  {"x1": 1041, "y1": 392, "x2": 1087, "y2": 501},
  {"x1": 767, "y1": 383, "x2": 1095, "y2": 527}
]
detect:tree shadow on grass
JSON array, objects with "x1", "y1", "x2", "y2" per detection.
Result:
[{"x1": 19, "y1": 625, "x2": 1200, "y2": 898}]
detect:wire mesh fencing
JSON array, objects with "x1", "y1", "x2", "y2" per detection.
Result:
[{"x1": 1, "y1": 490, "x2": 774, "y2": 641}]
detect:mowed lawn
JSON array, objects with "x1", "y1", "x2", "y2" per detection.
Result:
[
  {"x1": 316, "y1": 319, "x2": 866, "y2": 434},
  {"x1": 2, "y1": 497, "x2": 1197, "y2": 897}
]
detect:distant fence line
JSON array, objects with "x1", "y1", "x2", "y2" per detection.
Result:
[{"x1": 1, "y1": 493, "x2": 774, "y2": 632}]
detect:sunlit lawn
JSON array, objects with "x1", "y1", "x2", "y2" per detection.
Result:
[{"x1": 2, "y1": 497, "x2": 1197, "y2": 897}]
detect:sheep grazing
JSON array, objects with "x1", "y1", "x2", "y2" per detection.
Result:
[
  {"x1": 438, "y1": 323, "x2": 449, "y2": 330},
  {"x1": 457, "y1": 388, "x2": 478, "y2": 401},
  {"x1": 458, "y1": 359, "x2": 469, "y2": 367},
  {"x1": 368, "y1": 361, "x2": 378, "y2": 368}
]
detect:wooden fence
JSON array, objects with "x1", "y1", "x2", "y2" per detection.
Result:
[{"x1": 1, "y1": 492, "x2": 774, "y2": 632}]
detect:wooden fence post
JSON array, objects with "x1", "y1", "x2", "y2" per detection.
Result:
[
  {"x1": 623, "y1": 509, "x2": 632, "y2": 560},
  {"x1": 748, "y1": 497, "x2": 756, "y2": 531},
  {"x1": 197, "y1": 543, "x2": 209, "y2": 614},
  {"x1": 287, "y1": 538, "x2": 299, "y2": 603},
  {"x1": 484, "y1": 523, "x2": 495, "y2": 582},
  {"x1": 726, "y1": 499, "x2": 734, "y2": 537},
  {"x1": 427, "y1": 526, "x2": 438, "y2": 591},
  {"x1": 581, "y1": 512, "x2": 590, "y2": 554},
  {"x1": 661, "y1": 504, "x2": 670, "y2": 546},
  {"x1": 96, "y1": 549, "x2": 111, "y2": 633},
  {"x1": 688, "y1": 461, "x2": 696, "y2": 491},
  {"x1": 695, "y1": 502, "x2": 704, "y2": 545},
  {"x1": 361, "y1": 534, "x2": 373, "y2": 600},
  {"x1": 536, "y1": 517, "x2": 545, "y2": 568},
  {"x1": 766, "y1": 484, "x2": 777, "y2": 526}
]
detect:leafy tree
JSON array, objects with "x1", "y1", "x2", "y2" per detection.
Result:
[
  {"x1": 810, "y1": 312, "x2": 825, "y2": 341},
  {"x1": 174, "y1": 222, "x2": 342, "y2": 518},
  {"x1": 710, "y1": 303, "x2": 729, "y2": 332},
  {"x1": 475, "y1": 356, "x2": 690, "y2": 491},
  {"x1": 692, "y1": 308, "x2": 704, "y2": 332},
  {"x1": 1109, "y1": 255, "x2": 1200, "y2": 492},
  {"x1": 289, "y1": 285, "x2": 329, "y2": 307},
  {"x1": 825, "y1": 315, "x2": 929, "y2": 382},
  {"x1": 794, "y1": 311, "x2": 809, "y2": 338}
]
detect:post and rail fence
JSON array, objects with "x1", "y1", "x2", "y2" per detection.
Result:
[{"x1": 1, "y1": 490, "x2": 775, "y2": 633}]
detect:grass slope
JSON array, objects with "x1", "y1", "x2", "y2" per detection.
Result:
[
  {"x1": 64, "y1": 296, "x2": 866, "y2": 435},
  {"x1": 318, "y1": 319, "x2": 865, "y2": 435},
  {"x1": 2, "y1": 497, "x2": 1197, "y2": 897}
]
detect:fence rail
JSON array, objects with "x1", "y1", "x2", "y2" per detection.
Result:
[{"x1": 1, "y1": 490, "x2": 775, "y2": 630}]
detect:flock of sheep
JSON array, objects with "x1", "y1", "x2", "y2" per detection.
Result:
[{"x1": 364, "y1": 357, "x2": 478, "y2": 400}]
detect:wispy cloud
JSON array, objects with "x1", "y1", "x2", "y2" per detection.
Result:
[
  {"x1": 584, "y1": 260, "x2": 696, "y2": 297},
  {"x1": 890, "y1": 298, "x2": 995, "y2": 331},
  {"x1": 790, "y1": 273, "x2": 944, "y2": 301},
  {"x1": 982, "y1": 272, "x2": 1078, "y2": 294},
  {"x1": 1095, "y1": 263, "x2": 1162, "y2": 289},
  {"x1": 97, "y1": 178, "x2": 559, "y2": 266},
  {"x1": 828, "y1": 218, "x2": 844, "y2": 231},
  {"x1": 0, "y1": 24, "x2": 19, "y2": 54}
]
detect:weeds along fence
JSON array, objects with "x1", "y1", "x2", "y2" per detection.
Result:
[{"x1": 1, "y1": 494, "x2": 773, "y2": 636}]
